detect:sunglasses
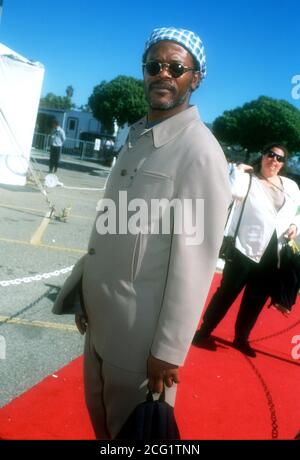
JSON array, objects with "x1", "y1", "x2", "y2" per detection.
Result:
[
  {"x1": 264, "y1": 151, "x2": 286, "y2": 163},
  {"x1": 143, "y1": 61, "x2": 196, "y2": 78}
]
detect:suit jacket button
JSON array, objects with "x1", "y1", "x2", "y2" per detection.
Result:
[
  {"x1": 88, "y1": 248, "x2": 95, "y2": 255},
  {"x1": 121, "y1": 169, "x2": 127, "y2": 176}
]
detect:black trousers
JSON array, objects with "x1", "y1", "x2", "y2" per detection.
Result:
[
  {"x1": 49, "y1": 146, "x2": 61, "y2": 172},
  {"x1": 200, "y1": 232, "x2": 278, "y2": 342}
]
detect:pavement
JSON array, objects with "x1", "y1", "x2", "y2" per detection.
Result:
[{"x1": 0, "y1": 150, "x2": 109, "y2": 407}]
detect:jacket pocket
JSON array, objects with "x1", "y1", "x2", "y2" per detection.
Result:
[
  {"x1": 141, "y1": 170, "x2": 172, "y2": 181},
  {"x1": 131, "y1": 232, "x2": 143, "y2": 282}
]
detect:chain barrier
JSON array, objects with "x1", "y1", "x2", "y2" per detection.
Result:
[
  {"x1": 244, "y1": 356, "x2": 279, "y2": 439},
  {"x1": 251, "y1": 318, "x2": 300, "y2": 344},
  {"x1": 0, "y1": 266, "x2": 74, "y2": 287},
  {"x1": 0, "y1": 288, "x2": 54, "y2": 327}
]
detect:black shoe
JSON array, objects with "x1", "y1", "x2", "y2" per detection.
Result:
[
  {"x1": 232, "y1": 339, "x2": 256, "y2": 358},
  {"x1": 270, "y1": 303, "x2": 291, "y2": 317},
  {"x1": 193, "y1": 330, "x2": 216, "y2": 350}
]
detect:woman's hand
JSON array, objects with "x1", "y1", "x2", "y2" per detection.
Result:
[
  {"x1": 284, "y1": 224, "x2": 297, "y2": 240},
  {"x1": 237, "y1": 163, "x2": 253, "y2": 173}
]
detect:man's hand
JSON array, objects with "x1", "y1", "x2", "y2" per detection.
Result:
[
  {"x1": 284, "y1": 224, "x2": 297, "y2": 241},
  {"x1": 75, "y1": 312, "x2": 88, "y2": 335},
  {"x1": 147, "y1": 354, "x2": 180, "y2": 394}
]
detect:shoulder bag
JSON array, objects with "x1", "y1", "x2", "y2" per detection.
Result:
[{"x1": 219, "y1": 173, "x2": 252, "y2": 263}]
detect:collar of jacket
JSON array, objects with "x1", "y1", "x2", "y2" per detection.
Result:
[{"x1": 129, "y1": 105, "x2": 201, "y2": 149}]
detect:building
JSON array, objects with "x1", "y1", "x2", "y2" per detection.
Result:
[
  {"x1": 36, "y1": 108, "x2": 103, "y2": 141},
  {"x1": 34, "y1": 107, "x2": 117, "y2": 163}
]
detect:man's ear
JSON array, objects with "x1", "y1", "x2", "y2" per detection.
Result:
[{"x1": 191, "y1": 71, "x2": 201, "y2": 91}]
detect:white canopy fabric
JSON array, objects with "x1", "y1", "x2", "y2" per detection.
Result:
[{"x1": 0, "y1": 43, "x2": 44, "y2": 185}]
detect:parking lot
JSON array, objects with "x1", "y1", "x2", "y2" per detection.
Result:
[{"x1": 0, "y1": 151, "x2": 109, "y2": 407}]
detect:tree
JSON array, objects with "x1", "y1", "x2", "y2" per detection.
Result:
[
  {"x1": 213, "y1": 96, "x2": 300, "y2": 156},
  {"x1": 40, "y1": 88, "x2": 75, "y2": 110},
  {"x1": 78, "y1": 104, "x2": 91, "y2": 112},
  {"x1": 66, "y1": 85, "x2": 74, "y2": 99},
  {"x1": 88, "y1": 75, "x2": 148, "y2": 133}
]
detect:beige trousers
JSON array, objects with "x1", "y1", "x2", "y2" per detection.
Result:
[{"x1": 83, "y1": 328, "x2": 177, "y2": 439}]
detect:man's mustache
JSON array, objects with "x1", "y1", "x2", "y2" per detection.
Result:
[{"x1": 149, "y1": 82, "x2": 176, "y2": 93}]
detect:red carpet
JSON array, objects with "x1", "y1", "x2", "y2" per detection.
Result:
[{"x1": 0, "y1": 273, "x2": 299, "y2": 440}]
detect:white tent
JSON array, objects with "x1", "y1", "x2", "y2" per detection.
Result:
[{"x1": 0, "y1": 43, "x2": 44, "y2": 186}]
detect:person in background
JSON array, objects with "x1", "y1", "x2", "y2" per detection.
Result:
[
  {"x1": 194, "y1": 143, "x2": 300, "y2": 357},
  {"x1": 49, "y1": 119, "x2": 66, "y2": 173}
]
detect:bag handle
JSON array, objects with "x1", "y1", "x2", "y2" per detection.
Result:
[
  {"x1": 147, "y1": 389, "x2": 166, "y2": 402},
  {"x1": 232, "y1": 173, "x2": 253, "y2": 241}
]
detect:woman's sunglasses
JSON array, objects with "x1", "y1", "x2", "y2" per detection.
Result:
[
  {"x1": 264, "y1": 151, "x2": 286, "y2": 163},
  {"x1": 143, "y1": 61, "x2": 196, "y2": 78}
]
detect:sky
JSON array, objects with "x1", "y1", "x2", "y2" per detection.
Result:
[{"x1": 0, "y1": 0, "x2": 299, "y2": 123}]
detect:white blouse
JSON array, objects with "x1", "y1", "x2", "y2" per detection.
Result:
[{"x1": 225, "y1": 166, "x2": 300, "y2": 263}]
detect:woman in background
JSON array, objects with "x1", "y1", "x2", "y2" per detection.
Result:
[{"x1": 194, "y1": 143, "x2": 300, "y2": 357}]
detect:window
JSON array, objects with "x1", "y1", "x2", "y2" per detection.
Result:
[{"x1": 68, "y1": 118, "x2": 77, "y2": 131}]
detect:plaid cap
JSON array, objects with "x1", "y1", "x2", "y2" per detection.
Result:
[{"x1": 143, "y1": 27, "x2": 207, "y2": 79}]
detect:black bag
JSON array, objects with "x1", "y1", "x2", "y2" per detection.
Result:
[
  {"x1": 219, "y1": 174, "x2": 252, "y2": 262},
  {"x1": 219, "y1": 236, "x2": 236, "y2": 263},
  {"x1": 115, "y1": 391, "x2": 180, "y2": 441},
  {"x1": 270, "y1": 240, "x2": 300, "y2": 312}
]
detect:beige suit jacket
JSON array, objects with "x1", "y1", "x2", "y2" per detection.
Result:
[{"x1": 53, "y1": 106, "x2": 231, "y2": 372}]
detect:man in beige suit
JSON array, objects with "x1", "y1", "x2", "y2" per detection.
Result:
[{"x1": 53, "y1": 27, "x2": 231, "y2": 439}]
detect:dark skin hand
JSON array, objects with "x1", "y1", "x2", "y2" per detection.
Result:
[
  {"x1": 75, "y1": 315, "x2": 180, "y2": 391},
  {"x1": 75, "y1": 312, "x2": 88, "y2": 335},
  {"x1": 147, "y1": 354, "x2": 180, "y2": 393}
]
